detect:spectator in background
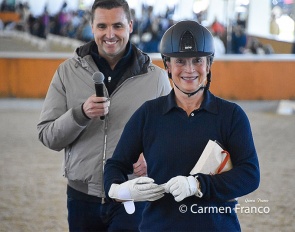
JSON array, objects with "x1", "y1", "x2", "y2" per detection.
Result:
[
  {"x1": 211, "y1": 17, "x2": 226, "y2": 38},
  {"x1": 36, "y1": 6, "x2": 49, "y2": 38},
  {"x1": 57, "y1": 2, "x2": 69, "y2": 36},
  {"x1": 243, "y1": 37, "x2": 265, "y2": 55},
  {"x1": 138, "y1": 5, "x2": 154, "y2": 51},
  {"x1": 269, "y1": 13, "x2": 280, "y2": 35},
  {"x1": 139, "y1": 5, "x2": 153, "y2": 36},
  {"x1": 292, "y1": 42, "x2": 295, "y2": 54},
  {"x1": 243, "y1": 37, "x2": 274, "y2": 55},
  {"x1": 212, "y1": 31, "x2": 226, "y2": 56},
  {"x1": 236, "y1": 12, "x2": 246, "y2": 29},
  {"x1": 210, "y1": 18, "x2": 226, "y2": 56},
  {"x1": 80, "y1": 21, "x2": 93, "y2": 42},
  {"x1": 66, "y1": 11, "x2": 82, "y2": 38},
  {"x1": 75, "y1": 11, "x2": 94, "y2": 42},
  {"x1": 27, "y1": 12, "x2": 35, "y2": 35},
  {"x1": 140, "y1": 16, "x2": 163, "y2": 52},
  {"x1": 0, "y1": 19, "x2": 4, "y2": 30},
  {"x1": 264, "y1": 44, "x2": 274, "y2": 54},
  {"x1": 231, "y1": 25, "x2": 247, "y2": 54},
  {"x1": 130, "y1": 9, "x2": 139, "y2": 33},
  {"x1": 1, "y1": 0, "x2": 9, "y2": 11},
  {"x1": 16, "y1": 2, "x2": 31, "y2": 32}
]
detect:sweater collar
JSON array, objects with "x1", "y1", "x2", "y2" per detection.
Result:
[{"x1": 163, "y1": 90, "x2": 218, "y2": 115}]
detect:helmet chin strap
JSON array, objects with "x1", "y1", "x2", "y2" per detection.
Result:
[{"x1": 172, "y1": 78, "x2": 206, "y2": 97}]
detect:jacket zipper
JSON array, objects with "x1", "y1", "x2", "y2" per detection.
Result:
[
  {"x1": 100, "y1": 75, "x2": 137, "y2": 172},
  {"x1": 64, "y1": 148, "x2": 71, "y2": 177},
  {"x1": 102, "y1": 119, "x2": 108, "y2": 172},
  {"x1": 100, "y1": 78, "x2": 133, "y2": 201},
  {"x1": 101, "y1": 87, "x2": 110, "y2": 203}
]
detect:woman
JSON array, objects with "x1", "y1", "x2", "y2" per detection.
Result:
[{"x1": 104, "y1": 20, "x2": 260, "y2": 231}]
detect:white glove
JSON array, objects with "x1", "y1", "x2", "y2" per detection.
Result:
[
  {"x1": 165, "y1": 176, "x2": 198, "y2": 202},
  {"x1": 109, "y1": 177, "x2": 165, "y2": 202}
]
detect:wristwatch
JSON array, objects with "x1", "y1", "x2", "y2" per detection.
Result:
[{"x1": 194, "y1": 175, "x2": 203, "y2": 198}]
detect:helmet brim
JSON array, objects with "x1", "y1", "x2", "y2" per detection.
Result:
[{"x1": 162, "y1": 51, "x2": 213, "y2": 58}]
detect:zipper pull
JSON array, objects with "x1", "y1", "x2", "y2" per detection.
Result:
[{"x1": 108, "y1": 76, "x2": 111, "y2": 82}]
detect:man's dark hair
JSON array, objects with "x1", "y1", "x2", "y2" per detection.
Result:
[{"x1": 91, "y1": 0, "x2": 131, "y2": 23}]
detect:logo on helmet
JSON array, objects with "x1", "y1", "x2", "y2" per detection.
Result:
[{"x1": 180, "y1": 31, "x2": 196, "y2": 52}]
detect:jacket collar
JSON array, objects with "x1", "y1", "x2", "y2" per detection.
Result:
[
  {"x1": 75, "y1": 40, "x2": 151, "y2": 77},
  {"x1": 163, "y1": 90, "x2": 218, "y2": 115},
  {"x1": 90, "y1": 41, "x2": 133, "y2": 71}
]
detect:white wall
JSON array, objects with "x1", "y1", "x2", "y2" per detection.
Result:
[
  {"x1": 247, "y1": 0, "x2": 271, "y2": 36},
  {"x1": 207, "y1": 0, "x2": 227, "y2": 25}
]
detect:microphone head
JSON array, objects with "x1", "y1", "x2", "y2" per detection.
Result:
[{"x1": 92, "y1": 72, "x2": 105, "y2": 84}]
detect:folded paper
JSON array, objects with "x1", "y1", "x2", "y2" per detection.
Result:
[{"x1": 190, "y1": 140, "x2": 232, "y2": 175}]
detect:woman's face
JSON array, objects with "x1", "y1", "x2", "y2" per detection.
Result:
[{"x1": 166, "y1": 57, "x2": 209, "y2": 95}]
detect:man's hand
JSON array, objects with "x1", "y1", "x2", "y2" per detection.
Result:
[
  {"x1": 165, "y1": 176, "x2": 198, "y2": 202},
  {"x1": 83, "y1": 95, "x2": 110, "y2": 119},
  {"x1": 109, "y1": 177, "x2": 165, "y2": 202},
  {"x1": 133, "y1": 153, "x2": 147, "y2": 177}
]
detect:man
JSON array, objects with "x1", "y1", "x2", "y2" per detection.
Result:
[
  {"x1": 104, "y1": 20, "x2": 260, "y2": 231},
  {"x1": 37, "y1": 0, "x2": 171, "y2": 231}
]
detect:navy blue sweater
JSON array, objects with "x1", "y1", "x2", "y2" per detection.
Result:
[{"x1": 104, "y1": 90, "x2": 260, "y2": 231}]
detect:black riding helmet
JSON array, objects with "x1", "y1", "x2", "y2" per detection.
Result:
[
  {"x1": 160, "y1": 20, "x2": 215, "y2": 58},
  {"x1": 159, "y1": 20, "x2": 215, "y2": 91}
]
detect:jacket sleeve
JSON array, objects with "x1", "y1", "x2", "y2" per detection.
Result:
[
  {"x1": 197, "y1": 105, "x2": 260, "y2": 202},
  {"x1": 155, "y1": 66, "x2": 172, "y2": 97},
  {"x1": 104, "y1": 104, "x2": 146, "y2": 199},
  {"x1": 37, "y1": 68, "x2": 89, "y2": 151}
]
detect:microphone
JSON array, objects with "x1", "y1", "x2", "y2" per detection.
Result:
[{"x1": 92, "y1": 72, "x2": 106, "y2": 120}]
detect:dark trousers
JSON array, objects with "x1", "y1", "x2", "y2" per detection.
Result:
[{"x1": 67, "y1": 195, "x2": 146, "y2": 232}]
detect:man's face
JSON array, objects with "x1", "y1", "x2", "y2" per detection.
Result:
[
  {"x1": 166, "y1": 57, "x2": 209, "y2": 94},
  {"x1": 91, "y1": 7, "x2": 133, "y2": 61}
]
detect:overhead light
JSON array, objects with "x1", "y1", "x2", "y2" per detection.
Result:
[{"x1": 193, "y1": 0, "x2": 209, "y2": 14}]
